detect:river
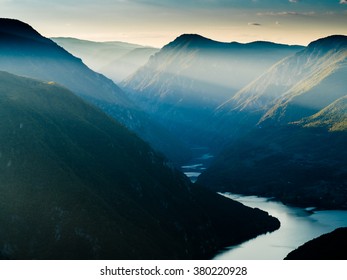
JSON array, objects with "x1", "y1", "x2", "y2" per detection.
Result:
[
  {"x1": 181, "y1": 147, "x2": 214, "y2": 183},
  {"x1": 181, "y1": 151, "x2": 347, "y2": 260},
  {"x1": 213, "y1": 194, "x2": 347, "y2": 260}
]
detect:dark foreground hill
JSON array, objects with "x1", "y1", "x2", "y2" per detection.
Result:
[
  {"x1": 0, "y1": 71, "x2": 279, "y2": 259},
  {"x1": 285, "y1": 228, "x2": 347, "y2": 260}
]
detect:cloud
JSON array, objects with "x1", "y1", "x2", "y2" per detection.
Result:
[
  {"x1": 324, "y1": 11, "x2": 336, "y2": 15},
  {"x1": 257, "y1": 11, "x2": 315, "y2": 16},
  {"x1": 248, "y1": 22, "x2": 262, "y2": 26},
  {"x1": 289, "y1": 0, "x2": 299, "y2": 2},
  {"x1": 340, "y1": 0, "x2": 347, "y2": 4}
]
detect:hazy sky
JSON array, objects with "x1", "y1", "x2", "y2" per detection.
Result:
[{"x1": 1, "y1": 0, "x2": 347, "y2": 47}]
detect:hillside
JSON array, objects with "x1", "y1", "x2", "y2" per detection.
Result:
[
  {"x1": 51, "y1": 37, "x2": 144, "y2": 69},
  {"x1": 198, "y1": 123, "x2": 347, "y2": 209},
  {"x1": 52, "y1": 37, "x2": 158, "y2": 82},
  {"x1": 0, "y1": 19, "x2": 128, "y2": 105},
  {"x1": 0, "y1": 18, "x2": 189, "y2": 164},
  {"x1": 217, "y1": 35, "x2": 347, "y2": 126},
  {"x1": 198, "y1": 36, "x2": 347, "y2": 209},
  {"x1": 122, "y1": 33, "x2": 302, "y2": 149},
  {"x1": 285, "y1": 228, "x2": 347, "y2": 260},
  {"x1": 100, "y1": 47, "x2": 159, "y2": 82},
  {"x1": 123, "y1": 34, "x2": 302, "y2": 100},
  {"x1": 0, "y1": 70, "x2": 279, "y2": 259},
  {"x1": 296, "y1": 95, "x2": 347, "y2": 132}
]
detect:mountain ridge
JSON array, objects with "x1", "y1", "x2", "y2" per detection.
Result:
[
  {"x1": 0, "y1": 18, "x2": 189, "y2": 164},
  {"x1": 122, "y1": 33, "x2": 303, "y2": 153},
  {"x1": 295, "y1": 95, "x2": 347, "y2": 131},
  {"x1": 166, "y1": 33, "x2": 303, "y2": 51},
  {"x1": 0, "y1": 18, "x2": 50, "y2": 44},
  {"x1": 306, "y1": 34, "x2": 347, "y2": 52},
  {"x1": 51, "y1": 37, "x2": 158, "y2": 81},
  {"x1": 198, "y1": 35, "x2": 347, "y2": 209},
  {"x1": 215, "y1": 34, "x2": 347, "y2": 132},
  {"x1": 0, "y1": 70, "x2": 280, "y2": 259},
  {"x1": 52, "y1": 37, "x2": 146, "y2": 49}
]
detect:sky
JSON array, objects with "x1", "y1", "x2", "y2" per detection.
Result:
[{"x1": 1, "y1": 0, "x2": 347, "y2": 47}]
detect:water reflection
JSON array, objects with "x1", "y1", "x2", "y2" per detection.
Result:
[{"x1": 214, "y1": 193, "x2": 347, "y2": 260}]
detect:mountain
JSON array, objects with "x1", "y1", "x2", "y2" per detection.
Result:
[
  {"x1": 0, "y1": 70, "x2": 279, "y2": 259},
  {"x1": 51, "y1": 37, "x2": 144, "y2": 69},
  {"x1": 296, "y1": 96, "x2": 347, "y2": 132},
  {"x1": 198, "y1": 36, "x2": 347, "y2": 209},
  {"x1": 0, "y1": 18, "x2": 188, "y2": 164},
  {"x1": 0, "y1": 19, "x2": 127, "y2": 105},
  {"x1": 285, "y1": 228, "x2": 347, "y2": 260},
  {"x1": 100, "y1": 47, "x2": 159, "y2": 82},
  {"x1": 52, "y1": 37, "x2": 158, "y2": 82},
  {"x1": 124, "y1": 34, "x2": 302, "y2": 98},
  {"x1": 218, "y1": 35, "x2": 347, "y2": 126},
  {"x1": 197, "y1": 123, "x2": 347, "y2": 209},
  {"x1": 121, "y1": 34, "x2": 303, "y2": 150}
]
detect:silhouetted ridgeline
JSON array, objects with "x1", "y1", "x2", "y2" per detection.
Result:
[{"x1": 285, "y1": 228, "x2": 347, "y2": 260}]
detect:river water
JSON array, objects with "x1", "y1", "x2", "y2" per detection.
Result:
[
  {"x1": 181, "y1": 151, "x2": 347, "y2": 260},
  {"x1": 213, "y1": 194, "x2": 347, "y2": 260},
  {"x1": 181, "y1": 147, "x2": 214, "y2": 183}
]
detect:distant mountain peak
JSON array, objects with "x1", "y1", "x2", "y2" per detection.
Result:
[
  {"x1": 164, "y1": 33, "x2": 222, "y2": 49},
  {"x1": 175, "y1": 33, "x2": 212, "y2": 42},
  {"x1": 246, "y1": 40, "x2": 302, "y2": 49},
  {"x1": 164, "y1": 33, "x2": 305, "y2": 52},
  {"x1": 175, "y1": 33, "x2": 211, "y2": 42},
  {"x1": 307, "y1": 35, "x2": 347, "y2": 52}
]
